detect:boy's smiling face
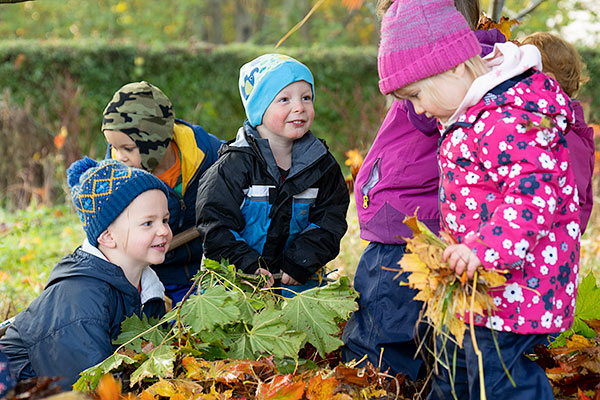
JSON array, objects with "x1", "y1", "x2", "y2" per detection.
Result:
[
  {"x1": 108, "y1": 189, "x2": 172, "y2": 268},
  {"x1": 257, "y1": 80, "x2": 314, "y2": 143}
]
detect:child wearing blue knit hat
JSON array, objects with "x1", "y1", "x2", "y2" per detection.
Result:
[
  {"x1": 1, "y1": 157, "x2": 172, "y2": 390},
  {"x1": 196, "y1": 53, "x2": 349, "y2": 295}
]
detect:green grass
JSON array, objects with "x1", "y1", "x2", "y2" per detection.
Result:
[{"x1": 0, "y1": 203, "x2": 84, "y2": 319}]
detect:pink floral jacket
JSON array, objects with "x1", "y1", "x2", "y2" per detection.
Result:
[{"x1": 439, "y1": 66, "x2": 580, "y2": 334}]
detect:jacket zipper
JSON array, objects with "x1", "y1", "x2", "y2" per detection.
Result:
[{"x1": 360, "y1": 158, "x2": 381, "y2": 209}]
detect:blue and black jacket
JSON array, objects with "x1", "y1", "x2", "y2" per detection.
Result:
[{"x1": 196, "y1": 123, "x2": 349, "y2": 283}]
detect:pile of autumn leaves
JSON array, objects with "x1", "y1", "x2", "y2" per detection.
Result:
[
  {"x1": 73, "y1": 260, "x2": 424, "y2": 399},
  {"x1": 69, "y1": 217, "x2": 600, "y2": 399}
]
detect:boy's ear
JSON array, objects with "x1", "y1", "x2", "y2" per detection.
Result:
[{"x1": 97, "y1": 229, "x2": 117, "y2": 249}]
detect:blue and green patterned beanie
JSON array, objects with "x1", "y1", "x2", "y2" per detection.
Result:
[
  {"x1": 239, "y1": 53, "x2": 314, "y2": 127},
  {"x1": 67, "y1": 157, "x2": 168, "y2": 247}
]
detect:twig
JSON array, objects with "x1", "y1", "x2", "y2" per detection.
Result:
[
  {"x1": 469, "y1": 271, "x2": 486, "y2": 400},
  {"x1": 275, "y1": 0, "x2": 326, "y2": 48}
]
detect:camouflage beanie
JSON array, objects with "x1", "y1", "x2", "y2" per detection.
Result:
[{"x1": 102, "y1": 81, "x2": 175, "y2": 171}]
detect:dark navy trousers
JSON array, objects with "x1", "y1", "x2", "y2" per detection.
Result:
[
  {"x1": 341, "y1": 242, "x2": 426, "y2": 380},
  {"x1": 428, "y1": 325, "x2": 553, "y2": 399}
]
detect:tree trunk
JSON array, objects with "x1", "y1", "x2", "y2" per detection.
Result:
[
  {"x1": 234, "y1": 0, "x2": 253, "y2": 42},
  {"x1": 488, "y1": 0, "x2": 505, "y2": 22},
  {"x1": 205, "y1": 0, "x2": 224, "y2": 44}
]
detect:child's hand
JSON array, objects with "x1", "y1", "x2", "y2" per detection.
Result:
[
  {"x1": 281, "y1": 272, "x2": 301, "y2": 285},
  {"x1": 442, "y1": 244, "x2": 481, "y2": 279},
  {"x1": 255, "y1": 267, "x2": 274, "y2": 288}
]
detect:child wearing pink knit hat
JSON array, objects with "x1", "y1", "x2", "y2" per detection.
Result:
[{"x1": 378, "y1": 0, "x2": 580, "y2": 399}]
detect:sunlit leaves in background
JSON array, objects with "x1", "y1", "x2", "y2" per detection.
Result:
[{"x1": 0, "y1": 0, "x2": 380, "y2": 47}]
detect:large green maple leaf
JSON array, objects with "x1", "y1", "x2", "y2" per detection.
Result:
[
  {"x1": 229, "y1": 308, "x2": 305, "y2": 360},
  {"x1": 550, "y1": 273, "x2": 600, "y2": 347},
  {"x1": 113, "y1": 314, "x2": 166, "y2": 353},
  {"x1": 280, "y1": 277, "x2": 358, "y2": 356},
  {"x1": 130, "y1": 345, "x2": 176, "y2": 386},
  {"x1": 180, "y1": 285, "x2": 241, "y2": 332},
  {"x1": 574, "y1": 273, "x2": 600, "y2": 321}
]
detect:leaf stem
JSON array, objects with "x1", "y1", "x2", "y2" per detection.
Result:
[{"x1": 469, "y1": 271, "x2": 486, "y2": 400}]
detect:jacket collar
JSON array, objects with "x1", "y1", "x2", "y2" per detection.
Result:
[{"x1": 78, "y1": 240, "x2": 165, "y2": 304}]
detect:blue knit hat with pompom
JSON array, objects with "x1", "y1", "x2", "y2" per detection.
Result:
[{"x1": 67, "y1": 157, "x2": 168, "y2": 246}]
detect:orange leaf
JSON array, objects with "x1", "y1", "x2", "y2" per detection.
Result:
[
  {"x1": 342, "y1": 0, "x2": 363, "y2": 10},
  {"x1": 306, "y1": 374, "x2": 338, "y2": 399},
  {"x1": 54, "y1": 126, "x2": 68, "y2": 149},
  {"x1": 255, "y1": 375, "x2": 305, "y2": 400},
  {"x1": 333, "y1": 366, "x2": 370, "y2": 387},
  {"x1": 14, "y1": 53, "x2": 25, "y2": 70},
  {"x1": 181, "y1": 355, "x2": 209, "y2": 380},
  {"x1": 96, "y1": 374, "x2": 122, "y2": 400},
  {"x1": 578, "y1": 388, "x2": 593, "y2": 400},
  {"x1": 344, "y1": 149, "x2": 364, "y2": 181},
  {"x1": 139, "y1": 390, "x2": 156, "y2": 400}
]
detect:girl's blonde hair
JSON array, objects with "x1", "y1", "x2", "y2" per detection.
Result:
[
  {"x1": 393, "y1": 55, "x2": 488, "y2": 107},
  {"x1": 377, "y1": 0, "x2": 480, "y2": 28}
]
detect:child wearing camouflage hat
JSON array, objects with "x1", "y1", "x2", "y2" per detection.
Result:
[
  {"x1": 102, "y1": 81, "x2": 223, "y2": 306},
  {"x1": 196, "y1": 54, "x2": 349, "y2": 294},
  {"x1": 0, "y1": 158, "x2": 170, "y2": 390}
]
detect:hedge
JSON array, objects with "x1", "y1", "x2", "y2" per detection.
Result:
[
  {"x1": 0, "y1": 40, "x2": 598, "y2": 161},
  {"x1": 0, "y1": 40, "x2": 387, "y2": 162}
]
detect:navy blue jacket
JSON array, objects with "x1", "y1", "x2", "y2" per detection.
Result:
[
  {"x1": 196, "y1": 123, "x2": 349, "y2": 283},
  {"x1": 0, "y1": 247, "x2": 165, "y2": 390}
]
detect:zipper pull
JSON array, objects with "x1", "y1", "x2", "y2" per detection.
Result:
[{"x1": 362, "y1": 194, "x2": 369, "y2": 209}]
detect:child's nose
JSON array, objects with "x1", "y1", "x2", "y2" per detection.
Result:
[
  {"x1": 115, "y1": 151, "x2": 128, "y2": 163},
  {"x1": 158, "y1": 223, "x2": 171, "y2": 237},
  {"x1": 412, "y1": 102, "x2": 425, "y2": 115},
  {"x1": 292, "y1": 98, "x2": 304, "y2": 112}
]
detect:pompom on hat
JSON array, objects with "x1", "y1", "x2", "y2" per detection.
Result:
[
  {"x1": 377, "y1": 0, "x2": 482, "y2": 95},
  {"x1": 67, "y1": 157, "x2": 168, "y2": 247},
  {"x1": 239, "y1": 54, "x2": 314, "y2": 127},
  {"x1": 102, "y1": 81, "x2": 175, "y2": 172}
]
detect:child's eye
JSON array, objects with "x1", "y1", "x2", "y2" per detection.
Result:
[
  {"x1": 303, "y1": 95, "x2": 312, "y2": 101},
  {"x1": 278, "y1": 97, "x2": 289, "y2": 103},
  {"x1": 142, "y1": 221, "x2": 152, "y2": 227},
  {"x1": 162, "y1": 218, "x2": 169, "y2": 224},
  {"x1": 410, "y1": 92, "x2": 420, "y2": 99},
  {"x1": 125, "y1": 147, "x2": 137, "y2": 152}
]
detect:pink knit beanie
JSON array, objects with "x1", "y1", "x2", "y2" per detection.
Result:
[{"x1": 378, "y1": 0, "x2": 482, "y2": 95}]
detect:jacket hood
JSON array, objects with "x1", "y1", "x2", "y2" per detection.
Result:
[
  {"x1": 571, "y1": 100, "x2": 594, "y2": 138},
  {"x1": 445, "y1": 42, "x2": 544, "y2": 128}
]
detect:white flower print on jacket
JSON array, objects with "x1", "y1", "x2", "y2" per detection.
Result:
[{"x1": 438, "y1": 43, "x2": 579, "y2": 335}]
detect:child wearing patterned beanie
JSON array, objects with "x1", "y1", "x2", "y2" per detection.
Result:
[
  {"x1": 377, "y1": 0, "x2": 580, "y2": 398},
  {"x1": 196, "y1": 54, "x2": 349, "y2": 295},
  {"x1": 102, "y1": 81, "x2": 223, "y2": 306},
  {"x1": 0, "y1": 158, "x2": 171, "y2": 390}
]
